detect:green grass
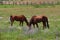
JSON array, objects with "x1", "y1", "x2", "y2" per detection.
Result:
[
  {"x1": 0, "y1": 4, "x2": 56, "y2": 8},
  {"x1": 0, "y1": 5, "x2": 60, "y2": 40}
]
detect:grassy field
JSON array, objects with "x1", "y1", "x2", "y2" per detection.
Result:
[{"x1": 0, "y1": 5, "x2": 60, "y2": 40}]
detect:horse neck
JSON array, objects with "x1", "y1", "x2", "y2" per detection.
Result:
[
  {"x1": 29, "y1": 19, "x2": 32, "y2": 26},
  {"x1": 29, "y1": 22, "x2": 31, "y2": 26},
  {"x1": 24, "y1": 18, "x2": 28, "y2": 25}
]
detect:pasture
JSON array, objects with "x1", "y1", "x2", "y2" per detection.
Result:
[{"x1": 0, "y1": 5, "x2": 60, "y2": 40}]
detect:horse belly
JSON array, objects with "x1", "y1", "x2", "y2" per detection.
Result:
[
  {"x1": 36, "y1": 19, "x2": 42, "y2": 23},
  {"x1": 15, "y1": 18, "x2": 20, "y2": 21}
]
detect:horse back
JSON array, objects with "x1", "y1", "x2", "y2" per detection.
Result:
[{"x1": 14, "y1": 15, "x2": 25, "y2": 21}]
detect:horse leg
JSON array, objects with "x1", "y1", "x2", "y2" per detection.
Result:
[
  {"x1": 19, "y1": 21, "x2": 23, "y2": 26},
  {"x1": 22, "y1": 21, "x2": 23, "y2": 26},
  {"x1": 33, "y1": 23, "x2": 35, "y2": 28},
  {"x1": 11, "y1": 21, "x2": 14, "y2": 26},
  {"x1": 19, "y1": 21, "x2": 21, "y2": 26},
  {"x1": 36, "y1": 23, "x2": 39, "y2": 28}
]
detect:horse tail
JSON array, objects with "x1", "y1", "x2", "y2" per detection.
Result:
[
  {"x1": 46, "y1": 19, "x2": 49, "y2": 29},
  {"x1": 42, "y1": 16, "x2": 49, "y2": 28}
]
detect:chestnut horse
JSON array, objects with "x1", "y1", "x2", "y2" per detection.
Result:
[
  {"x1": 28, "y1": 15, "x2": 49, "y2": 30},
  {"x1": 10, "y1": 15, "x2": 28, "y2": 26}
]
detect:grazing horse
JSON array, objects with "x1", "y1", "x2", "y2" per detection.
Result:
[
  {"x1": 28, "y1": 15, "x2": 49, "y2": 30},
  {"x1": 10, "y1": 15, "x2": 28, "y2": 26}
]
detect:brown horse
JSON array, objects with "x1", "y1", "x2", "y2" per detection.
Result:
[
  {"x1": 28, "y1": 15, "x2": 49, "y2": 30},
  {"x1": 10, "y1": 15, "x2": 28, "y2": 26}
]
